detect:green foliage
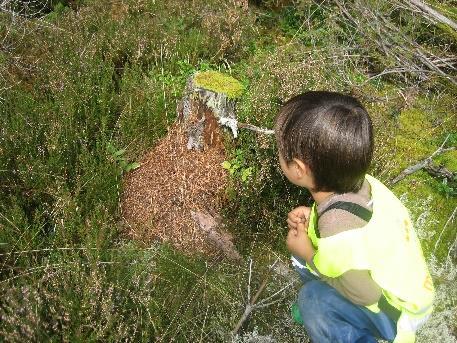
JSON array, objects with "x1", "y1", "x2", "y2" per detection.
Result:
[
  {"x1": 435, "y1": 177, "x2": 457, "y2": 199},
  {"x1": 106, "y1": 142, "x2": 140, "y2": 173},
  {"x1": 277, "y1": 4, "x2": 328, "y2": 47},
  {"x1": 46, "y1": 2, "x2": 71, "y2": 21},
  {"x1": 0, "y1": 244, "x2": 237, "y2": 341},
  {"x1": 447, "y1": 132, "x2": 457, "y2": 146},
  {"x1": 222, "y1": 149, "x2": 254, "y2": 182}
]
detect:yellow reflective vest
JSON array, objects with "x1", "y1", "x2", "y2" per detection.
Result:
[{"x1": 304, "y1": 175, "x2": 434, "y2": 343}]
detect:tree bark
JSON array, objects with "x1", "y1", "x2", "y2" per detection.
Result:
[{"x1": 176, "y1": 73, "x2": 239, "y2": 151}]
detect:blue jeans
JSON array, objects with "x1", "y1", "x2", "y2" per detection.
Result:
[{"x1": 295, "y1": 267, "x2": 397, "y2": 343}]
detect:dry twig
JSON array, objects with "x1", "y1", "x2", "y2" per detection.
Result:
[
  {"x1": 434, "y1": 206, "x2": 457, "y2": 255},
  {"x1": 405, "y1": 0, "x2": 457, "y2": 31},
  {"x1": 238, "y1": 122, "x2": 274, "y2": 135},
  {"x1": 232, "y1": 259, "x2": 297, "y2": 335},
  {"x1": 390, "y1": 135, "x2": 456, "y2": 185}
]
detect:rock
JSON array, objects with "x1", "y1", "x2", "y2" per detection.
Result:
[{"x1": 190, "y1": 210, "x2": 242, "y2": 261}]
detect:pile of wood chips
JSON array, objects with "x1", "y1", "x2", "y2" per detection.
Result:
[{"x1": 121, "y1": 124, "x2": 229, "y2": 256}]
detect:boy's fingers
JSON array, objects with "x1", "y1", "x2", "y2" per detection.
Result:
[
  {"x1": 287, "y1": 218, "x2": 298, "y2": 229},
  {"x1": 291, "y1": 206, "x2": 310, "y2": 216},
  {"x1": 297, "y1": 221, "x2": 308, "y2": 233},
  {"x1": 289, "y1": 209, "x2": 303, "y2": 219},
  {"x1": 289, "y1": 206, "x2": 310, "y2": 221},
  {"x1": 288, "y1": 213, "x2": 305, "y2": 224}
]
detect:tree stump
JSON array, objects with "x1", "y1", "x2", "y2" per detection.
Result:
[
  {"x1": 177, "y1": 71, "x2": 245, "y2": 150},
  {"x1": 122, "y1": 71, "x2": 244, "y2": 261}
]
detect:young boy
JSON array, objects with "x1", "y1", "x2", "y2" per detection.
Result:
[{"x1": 275, "y1": 91, "x2": 434, "y2": 343}]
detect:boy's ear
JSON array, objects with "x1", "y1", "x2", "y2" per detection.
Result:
[{"x1": 292, "y1": 158, "x2": 309, "y2": 178}]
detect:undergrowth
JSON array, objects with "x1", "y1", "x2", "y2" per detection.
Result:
[{"x1": 0, "y1": 0, "x2": 456, "y2": 341}]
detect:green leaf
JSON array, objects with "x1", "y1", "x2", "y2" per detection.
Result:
[
  {"x1": 114, "y1": 149, "x2": 126, "y2": 157},
  {"x1": 125, "y1": 162, "x2": 141, "y2": 172},
  {"x1": 222, "y1": 161, "x2": 231, "y2": 170},
  {"x1": 241, "y1": 167, "x2": 253, "y2": 182},
  {"x1": 106, "y1": 143, "x2": 116, "y2": 154},
  {"x1": 119, "y1": 160, "x2": 128, "y2": 169}
]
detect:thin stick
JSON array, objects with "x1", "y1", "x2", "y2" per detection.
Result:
[
  {"x1": 257, "y1": 279, "x2": 297, "y2": 306},
  {"x1": 445, "y1": 234, "x2": 457, "y2": 268},
  {"x1": 364, "y1": 67, "x2": 432, "y2": 84},
  {"x1": 247, "y1": 258, "x2": 253, "y2": 302},
  {"x1": 238, "y1": 122, "x2": 275, "y2": 135},
  {"x1": 434, "y1": 206, "x2": 457, "y2": 254},
  {"x1": 232, "y1": 259, "x2": 279, "y2": 335},
  {"x1": 406, "y1": 0, "x2": 457, "y2": 31},
  {"x1": 390, "y1": 135, "x2": 455, "y2": 185}
]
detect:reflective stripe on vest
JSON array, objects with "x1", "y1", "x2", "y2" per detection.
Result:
[{"x1": 305, "y1": 175, "x2": 434, "y2": 320}]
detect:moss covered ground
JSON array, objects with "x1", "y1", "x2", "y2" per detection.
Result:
[{"x1": 0, "y1": 0, "x2": 456, "y2": 341}]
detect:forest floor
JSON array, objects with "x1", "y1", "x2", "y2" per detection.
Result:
[{"x1": 0, "y1": 0, "x2": 456, "y2": 341}]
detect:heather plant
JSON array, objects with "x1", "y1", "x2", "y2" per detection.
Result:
[{"x1": 1, "y1": 245, "x2": 237, "y2": 341}]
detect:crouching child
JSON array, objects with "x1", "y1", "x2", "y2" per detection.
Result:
[{"x1": 275, "y1": 91, "x2": 434, "y2": 343}]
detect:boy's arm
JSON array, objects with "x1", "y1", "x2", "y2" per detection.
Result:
[{"x1": 286, "y1": 204, "x2": 382, "y2": 307}]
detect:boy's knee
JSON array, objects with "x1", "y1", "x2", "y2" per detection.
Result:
[
  {"x1": 297, "y1": 281, "x2": 330, "y2": 331},
  {"x1": 297, "y1": 280, "x2": 323, "y2": 315},
  {"x1": 297, "y1": 280, "x2": 339, "y2": 319},
  {"x1": 298, "y1": 280, "x2": 323, "y2": 300}
]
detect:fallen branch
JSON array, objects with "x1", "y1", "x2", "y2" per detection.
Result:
[
  {"x1": 335, "y1": 0, "x2": 457, "y2": 85},
  {"x1": 423, "y1": 164, "x2": 455, "y2": 181},
  {"x1": 232, "y1": 259, "x2": 297, "y2": 335},
  {"x1": 390, "y1": 135, "x2": 456, "y2": 185},
  {"x1": 218, "y1": 117, "x2": 274, "y2": 137},
  {"x1": 374, "y1": 7, "x2": 457, "y2": 84},
  {"x1": 406, "y1": 0, "x2": 457, "y2": 31}
]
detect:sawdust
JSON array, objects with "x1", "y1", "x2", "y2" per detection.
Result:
[{"x1": 121, "y1": 124, "x2": 229, "y2": 256}]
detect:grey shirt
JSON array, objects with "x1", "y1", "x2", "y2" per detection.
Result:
[{"x1": 314, "y1": 180, "x2": 382, "y2": 306}]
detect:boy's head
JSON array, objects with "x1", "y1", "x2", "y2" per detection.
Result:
[{"x1": 275, "y1": 91, "x2": 373, "y2": 194}]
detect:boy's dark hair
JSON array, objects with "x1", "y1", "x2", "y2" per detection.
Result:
[{"x1": 275, "y1": 91, "x2": 373, "y2": 193}]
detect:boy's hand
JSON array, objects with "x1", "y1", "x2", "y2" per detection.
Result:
[
  {"x1": 287, "y1": 206, "x2": 311, "y2": 233},
  {"x1": 286, "y1": 221, "x2": 315, "y2": 263}
]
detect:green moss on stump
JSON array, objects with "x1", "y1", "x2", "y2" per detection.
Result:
[{"x1": 194, "y1": 71, "x2": 244, "y2": 99}]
